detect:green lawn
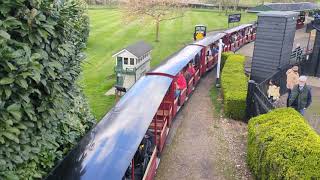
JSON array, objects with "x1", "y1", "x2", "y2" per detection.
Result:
[{"x1": 83, "y1": 8, "x2": 257, "y2": 120}]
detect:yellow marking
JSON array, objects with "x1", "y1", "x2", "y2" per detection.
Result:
[{"x1": 196, "y1": 33, "x2": 204, "y2": 40}]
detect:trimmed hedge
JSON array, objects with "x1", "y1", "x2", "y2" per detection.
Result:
[
  {"x1": 221, "y1": 52, "x2": 234, "y2": 71},
  {"x1": 248, "y1": 108, "x2": 320, "y2": 179},
  {"x1": 0, "y1": 0, "x2": 94, "y2": 179},
  {"x1": 221, "y1": 54, "x2": 248, "y2": 120}
]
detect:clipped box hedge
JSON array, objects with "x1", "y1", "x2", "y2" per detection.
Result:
[
  {"x1": 221, "y1": 52, "x2": 234, "y2": 71},
  {"x1": 221, "y1": 54, "x2": 248, "y2": 120},
  {"x1": 248, "y1": 108, "x2": 320, "y2": 179}
]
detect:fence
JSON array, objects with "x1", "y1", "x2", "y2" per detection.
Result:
[{"x1": 246, "y1": 48, "x2": 310, "y2": 118}]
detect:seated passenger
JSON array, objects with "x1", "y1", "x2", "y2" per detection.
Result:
[
  {"x1": 185, "y1": 63, "x2": 195, "y2": 82},
  {"x1": 211, "y1": 44, "x2": 219, "y2": 55},
  {"x1": 175, "y1": 71, "x2": 187, "y2": 98},
  {"x1": 187, "y1": 62, "x2": 195, "y2": 77}
]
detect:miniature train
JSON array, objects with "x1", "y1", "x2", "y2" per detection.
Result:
[{"x1": 46, "y1": 23, "x2": 257, "y2": 180}]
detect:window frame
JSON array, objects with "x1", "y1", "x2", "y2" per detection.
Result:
[
  {"x1": 124, "y1": 57, "x2": 128, "y2": 65},
  {"x1": 130, "y1": 58, "x2": 135, "y2": 65}
]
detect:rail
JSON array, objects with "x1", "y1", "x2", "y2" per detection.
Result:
[{"x1": 114, "y1": 67, "x2": 136, "y2": 75}]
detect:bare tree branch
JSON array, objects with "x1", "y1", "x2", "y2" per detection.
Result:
[{"x1": 121, "y1": 0, "x2": 185, "y2": 42}]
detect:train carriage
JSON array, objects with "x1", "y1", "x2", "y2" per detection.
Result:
[
  {"x1": 223, "y1": 24, "x2": 256, "y2": 51},
  {"x1": 46, "y1": 24, "x2": 255, "y2": 180}
]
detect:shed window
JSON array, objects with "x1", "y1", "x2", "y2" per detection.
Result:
[
  {"x1": 130, "y1": 58, "x2": 135, "y2": 65},
  {"x1": 124, "y1": 58, "x2": 128, "y2": 65}
]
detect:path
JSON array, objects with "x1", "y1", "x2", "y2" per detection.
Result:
[
  {"x1": 155, "y1": 69, "x2": 252, "y2": 180},
  {"x1": 305, "y1": 77, "x2": 320, "y2": 134}
]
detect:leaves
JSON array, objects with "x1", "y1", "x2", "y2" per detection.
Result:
[
  {"x1": 0, "y1": 0, "x2": 95, "y2": 179},
  {"x1": 0, "y1": 77, "x2": 14, "y2": 85},
  {"x1": 0, "y1": 30, "x2": 10, "y2": 39},
  {"x1": 7, "y1": 103, "x2": 22, "y2": 120},
  {"x1": 248, "y1": 108, "x2": 320, "y2": 179},
  {"x1": 2, "y1": 132, "x2": 19, "y2": 144}
]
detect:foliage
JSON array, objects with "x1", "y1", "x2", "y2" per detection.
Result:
[
  {"x1": 247, "y1": 108, "x2": 320, "y2": 179},
  {"x1": 0, "y1": 0, "x2": 95, "y2": 179},
  {"x1": 221, "y1": 54, "x2": 248, "y2": 120},
  {"x1": 221, "y1": 52, "x2": 234, "y2": 71}
]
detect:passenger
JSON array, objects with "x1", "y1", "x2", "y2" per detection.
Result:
[
  {"x1": 186, "y1": 62, "x2": 196, "y2": 81},
  {"x1": 286, "y1": 66, "x2": 299, "y2": 106},
  {"x1": 232, "y1": 34, "x2": 237, "y2": 43},
  {"x1": 289, "y1": 76, "x2": 312, "y2": 115},
  {"x1": 237, "y1": 32, "x2": 242, "y2": 40},
  {"x1": 211, "y1": 44, "x2": 219, "y2": 54},
  {"x1": 175, "y1": 71, "x2": 187, "y2": 98},
  {"x1": 249, "y1": 27, "x2": 253, "y2": 34},
  {"x1": 267, "y1": 80, "x2": 280, "y2": 102}
]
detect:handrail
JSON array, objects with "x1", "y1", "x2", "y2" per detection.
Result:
[{"x1": 146, "y1": 72, "x2": 175, "y2": 79}]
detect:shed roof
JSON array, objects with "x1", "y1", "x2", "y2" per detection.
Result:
[
  {"x1": 248, "y1": 2, "x2": 319, "y2": 13},
  {"x1": 258, "y1": 11, "x2": 299, "y2": 18},
  {"x1": 113, "y1": 41, "x2": 152, "y2": 58}
]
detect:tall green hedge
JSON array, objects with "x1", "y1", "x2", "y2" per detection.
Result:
[
  {"x1": 220, "y1": 52, "x2": 234, "y2": 71},
  {"x1": 0, "y1": 0, "x2": 94, "y2": 179},
  {"x1": 221, "y1": 54, "x2": 248, "y2": 120},
  {"x1": 248, "y1": 108, "x2": 320, "y2": 179}
]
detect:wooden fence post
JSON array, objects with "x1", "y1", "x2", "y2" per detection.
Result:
[{"x1": 246, "y1": 80, "x2": 257, "y2": 121}]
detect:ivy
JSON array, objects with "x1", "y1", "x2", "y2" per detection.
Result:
[{"x1": 0, "y1": 0, "x2": 95, "y2": 179}]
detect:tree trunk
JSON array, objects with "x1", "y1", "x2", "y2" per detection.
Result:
[
  {"x1": 155, "y1": 19, "x2": 160, "y2": 42},
  {"x1": 219, "y1": 2, "x2": 222, "y2": 15}
]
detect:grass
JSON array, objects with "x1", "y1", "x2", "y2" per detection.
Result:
[
  {"x1": 83, "y1": 8, "x2": 257, "y2": 120},
  {"x1": 210, "y1": 86, "x2": 223, "y2": 117}
]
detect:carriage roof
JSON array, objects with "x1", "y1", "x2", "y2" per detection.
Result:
[
  {"x1": 224, "y1": 24, "x2": 252, "y2": 34},
  {"x1": 46, "y1": 75, "x2": 172, "y2": 180},
  {"x1": 153, "y1": 33, "x2": 224, "y2": 76},
  {"x1": 194, "y1": 33, "x2": 225, "y2": 47}
]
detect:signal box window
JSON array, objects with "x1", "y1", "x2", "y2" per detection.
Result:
[
  {"x1": 124, "y1": 58, "x2": 128, "y2": 65},
  {"x1": 130, "y1": 58, "x2": 135, "y2": 65}
]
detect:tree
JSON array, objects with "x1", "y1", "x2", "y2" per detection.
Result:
[
  {"x1": 122, "y1": 0, "x2": 185, "y2": 42},
  {"x1": 233, "y1": 0, "x2": 240, "y2": 11},
  {"x1": 0, "y1": 0, "x2": 94, "y2": 178}
]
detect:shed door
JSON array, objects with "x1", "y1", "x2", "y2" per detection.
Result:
[
  {"x1": 117, "y1": 57, "x2": 123, "y2": 69},
  {"x1": 117, "y1": 75, "x2": 124, "y2": 87}
]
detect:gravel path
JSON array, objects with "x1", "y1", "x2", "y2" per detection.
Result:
[{"x1": 155, "y1": 69, "x2": 252, "y2": 180}]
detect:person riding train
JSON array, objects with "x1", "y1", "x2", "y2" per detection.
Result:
[
  {"x1": 185, "y1": 62, "x2": 196, "y2": 82},
  {"x1": 175, "y1": 71, "x2": 187, "y2": 98}
]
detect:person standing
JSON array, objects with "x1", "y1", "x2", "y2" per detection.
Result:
[
  {"x1": 286, "y1": 66, "x2": 299, "y2": 106},
  {"x1": 288, "y1": 76, "x2": 312, "y2": 115},
  {"x1": 267, "y1": 80, "x2": 280, "y2": 102}
]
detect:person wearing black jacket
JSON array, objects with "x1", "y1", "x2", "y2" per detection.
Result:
[{"x1": 289, "y1": 76, "x2": 312, "y2": 115}]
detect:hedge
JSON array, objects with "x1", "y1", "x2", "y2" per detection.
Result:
[
  {"x1": 221, "y1": 52, "x2": 234, "y2": 71},
  {"x1": 221, "y1": 54, "x2": 248, "y2": 120},
  {"x1": 248, "y1": 108, "x2": 320, "y2": 179},
  {"x1": 0, "y1": 0, "x2": 95, "y2": 179}
]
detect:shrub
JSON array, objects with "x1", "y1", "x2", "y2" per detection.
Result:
[
  {"x1": 221, "y1": 52, "x2": 234, "y2": 71},
  {"x1": 0, "y1": 0, "x2": 95, "y2": 179},
  {"x1": 221, "y1": 54, "x2": 248, "y2": 120},
  {"x1": 248, "y1": 108, "x2": 320, "y2": 180}
]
